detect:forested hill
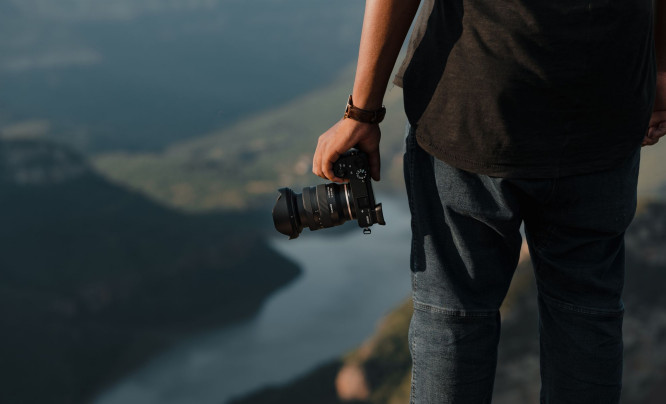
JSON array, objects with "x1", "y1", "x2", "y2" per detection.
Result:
[{"x1": 0, "y1": 139, "x2": 299, "y2": 403}]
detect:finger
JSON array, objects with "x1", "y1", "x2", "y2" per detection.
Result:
[
  {"x1": 646, "y1": 124, "x2": 666, "y2": 143},
  {"x1": 656, "y1": 122, "x2": 666, "y2": 139},
  {"x1": 313, "y1": 149, "x2": 326, "y2": 179},
  {"x1": 312, "y1": 149, "x2": 321, "y2": 177},
  {"x1": 643, "y1": 134, "x2": 659, "y2": 146},
  {"x1": 648, "y1": 126, "x2": 656, "y2": 139},
  {"x1": 322, "y1": 149, "x2": 342, "y2": 182},
  {"x1": 312, "y1": 157, "x2": 322, "y2": 178},
  {"x1": 367, "y1": 150, "x2": 381, "y2": 181}
]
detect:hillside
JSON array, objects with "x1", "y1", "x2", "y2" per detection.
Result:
[
  {"x1": 0, "y1": 139, "x2": 299, "y2": 404},
  {"x1": 93, "y1": 64, "x2": 409, "y2": 211},
  {"x1": 230, "y1": 200, "x2": 666, "y2": 404}
]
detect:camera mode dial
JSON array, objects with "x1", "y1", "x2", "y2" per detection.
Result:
[{"x1": 355, "y1": 168, "x2": 367, "y2": 180}]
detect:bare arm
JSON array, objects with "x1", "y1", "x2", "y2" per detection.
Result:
[
  {"x1": 645, "y1": 0, "x2": 666, "y2": 146},
  {"x1": 313, "y1": 0, "x2": 421, "y2": 182}
]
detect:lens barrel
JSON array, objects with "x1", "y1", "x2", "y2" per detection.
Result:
[{"x1": 272, "y1": 183, "x2": 354, "y2": 239}]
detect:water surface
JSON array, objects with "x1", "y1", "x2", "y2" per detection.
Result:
[{"x1": 94, "y1": 195, "x2": 412, "y2": 404}]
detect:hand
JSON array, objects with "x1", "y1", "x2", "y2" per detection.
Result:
[
  {"x1": 313, "y1": 118, "x2": 381, "y2": 182},
  {"x1": 645, "y1": 72, "x2": 666, "y2": 146},
  {"x1": 643, "y1": 110, "x2": 666, "y2": 146}
]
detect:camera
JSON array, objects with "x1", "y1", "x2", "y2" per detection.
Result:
[{"x1": 272, "y1": 149, "x2": 385, "y2": 239}]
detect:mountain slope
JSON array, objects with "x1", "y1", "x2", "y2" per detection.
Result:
[
  {"x1": 93, "y1": 64, "x2": 408, "y2": 211},
  {"x1": 0, "y1": 139, "x2": 299, "y2": 404}
]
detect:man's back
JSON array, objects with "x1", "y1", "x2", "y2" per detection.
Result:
[{"x1": 397, "y1": 0, "x2": 654, "y2": 177}]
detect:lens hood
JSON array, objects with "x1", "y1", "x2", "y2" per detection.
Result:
[{"x1": 272, "y1": 188, "x2": 302, "y2": 239}]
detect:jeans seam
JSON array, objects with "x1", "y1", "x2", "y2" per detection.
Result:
[
  {"x1": 539, "y1": 292, "x2": 624, "y2": 318},
  {"x1": 409, "y1": 312, "x2": 417, "y2": 404},
  {"x1": 413, "y1": 301, "x2": 497, "y2": 317},
  {"x1": 405, "y1": 129, "x2": 420, "y2": 273}
]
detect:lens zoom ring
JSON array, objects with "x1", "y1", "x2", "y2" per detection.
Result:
[{"x1": 316, "y1": 184, "x2": 334, "y2": 228}]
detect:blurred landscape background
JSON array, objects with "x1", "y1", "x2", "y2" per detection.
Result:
[{"x1": 1, "y1": 1, "x2": 665, "y2": 403}]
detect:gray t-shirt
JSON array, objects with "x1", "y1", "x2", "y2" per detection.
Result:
[{"x1": 395, "y1": 0, "x2": 655, "y2": 178}]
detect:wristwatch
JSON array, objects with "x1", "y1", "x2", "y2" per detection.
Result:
[{"x1": 343, "y1": 95, "x2": 386, "y2": 124}]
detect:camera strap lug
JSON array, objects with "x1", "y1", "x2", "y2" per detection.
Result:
[{"x1": 363, "y1": 227, "x2": 371, "y2": 235}]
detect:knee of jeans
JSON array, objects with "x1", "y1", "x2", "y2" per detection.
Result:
[
  {"x1": 409, "y1": 301, "x2": 501, "y2": 380},
  {"x1": 538, "y1": 292, "x2": 624, "y2": 318},
  {"x1": 409, "y1": 304, "x2": 500, "y2": 404},
  {"x1": 410, "y1": 301, "x2": 501, "y2": 349},
  {"x1": 537, "y1": 293, "x2": 623, "y2": 396},
  {"x1": 412, "y1": 300, "x2": 499, "y2": 317}
]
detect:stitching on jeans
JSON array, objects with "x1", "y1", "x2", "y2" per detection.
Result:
[
  {"x1": 413, "y1": 301, "x2": 496, "y2": 317},
  {"x1": 539, "y1": 292, "x2": 624, "y2": 318},
  {"x1": 409, "y1": 324, "x2": 417, "y2": 404}
]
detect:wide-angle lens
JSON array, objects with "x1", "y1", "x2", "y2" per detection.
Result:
[
  {"x1": 301, "y1": 183, "x2": 354, "y2": 231},
  {"x1": 272, "y1": 183, "x2": 355, "y2": 239}
]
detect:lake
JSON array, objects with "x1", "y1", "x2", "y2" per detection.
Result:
[{"x1": 94, "y1": 195, "x2": 413, "y2": 404}]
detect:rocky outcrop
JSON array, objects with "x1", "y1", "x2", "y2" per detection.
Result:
[{"x1": 336, "y1": 364, "x2": 371, "y2": 401}]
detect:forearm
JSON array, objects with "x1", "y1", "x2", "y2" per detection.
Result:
[{"x1": 351, "y1": 0, "x2": 421, "y2": 110}]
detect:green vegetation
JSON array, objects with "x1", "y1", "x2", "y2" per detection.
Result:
[{"x1": 93, "y1": 65, "x2": 409, "y2": 211}]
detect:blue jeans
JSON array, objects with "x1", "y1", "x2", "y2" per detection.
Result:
[{"x1": 404, "y1": 129, "x2": 640, "y2": 403}]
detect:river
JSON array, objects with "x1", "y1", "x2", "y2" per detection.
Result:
[{"x1": 93, "y1": 195, "x2": 412, "y2": 404}]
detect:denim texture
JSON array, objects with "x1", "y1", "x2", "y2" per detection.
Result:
[{"x1": 403, "y1": 129, "x2": 640, "y2": 403}]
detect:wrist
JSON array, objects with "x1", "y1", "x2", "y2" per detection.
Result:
[{"x1": 343, "y1": 94, "x2": 386, "y2": 124}]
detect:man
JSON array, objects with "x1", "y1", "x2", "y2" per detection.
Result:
[{"x1": 313, "y1": 0, "x2": 665, "y2": 403}]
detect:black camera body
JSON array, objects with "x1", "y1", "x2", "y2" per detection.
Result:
[
  {"x1": 272, "y1": 149, "x2": 385, "y2": 239},
  {"x1": 332, "y1": 149, "x2": 383, "y2": 229}
]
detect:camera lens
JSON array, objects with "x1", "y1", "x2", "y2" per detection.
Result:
[
  {"x1": 272, "y1": 183, "x2": 354, "y2": 239},
  {"x1": 272, "y1": 188, "x2": 302, "y2": 239}
]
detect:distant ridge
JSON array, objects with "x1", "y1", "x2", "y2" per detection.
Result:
[{"x1": 0, "y1": 139, "x2": 300, "y2": 404}]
